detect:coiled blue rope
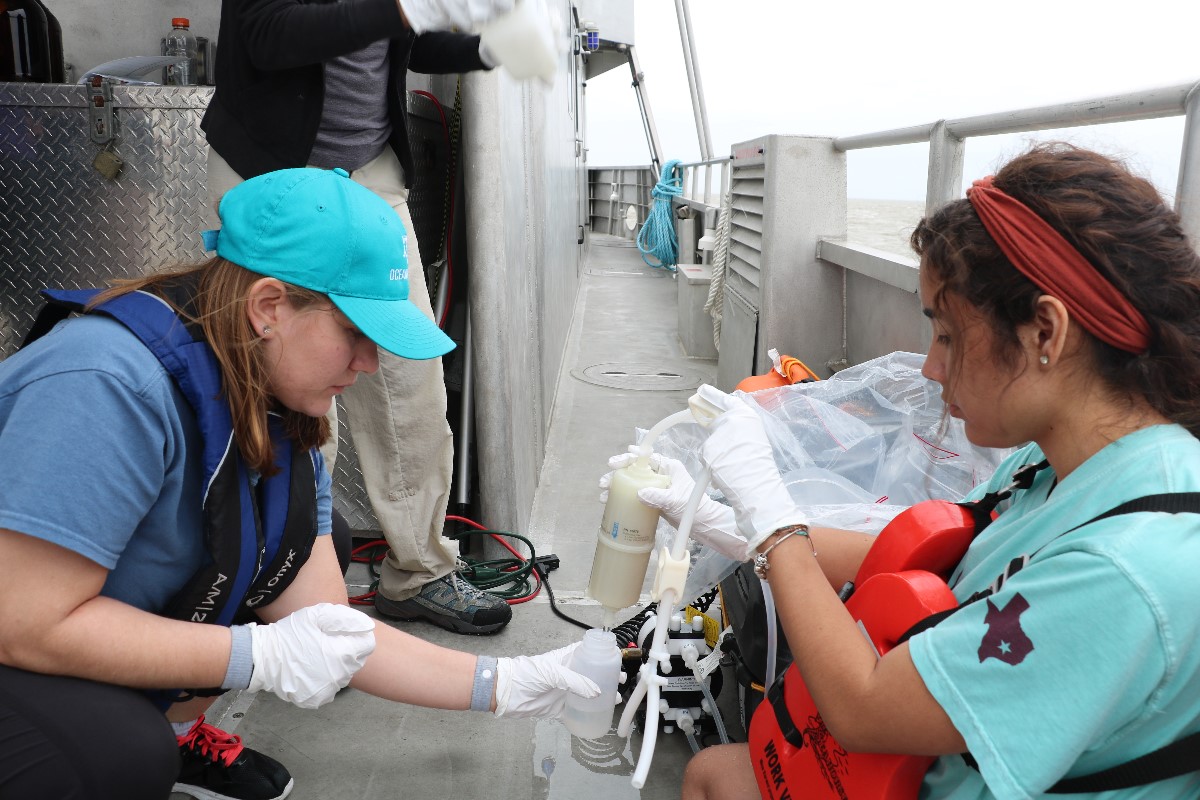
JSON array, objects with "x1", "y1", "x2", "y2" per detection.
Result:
[{"x1": 637, "y1": 159, "x2": 682, "y2": 271}]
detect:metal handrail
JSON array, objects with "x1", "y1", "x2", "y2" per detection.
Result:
[
  {"x1": 813, "y1": 79, "x2": 1200, "y2": 365},
  {"x1": 829, "y1": 80, "x2": 1200, "y2": 238},
  {"x1": 832, "y1": 83, "x2": 1198, "y2": 151},
  {"x1": 674, "y1": 156, "x2": 731, "y2": 208}
]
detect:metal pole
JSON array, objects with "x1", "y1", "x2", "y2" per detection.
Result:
[
  {"x1": 454, "y1": 308, "x2": 474, "y2": 509},
  {"x1": 926, "y1": 120, "x2": 965, "y2": 216},
  {"x1": 1176, "y1": 82, "x2": 1200, "y2": 247},
  {"x1": 626, "y1": 45, "x2": 663, "y2": 174},
  {"x1": 673, "y1": 0, "x2": 714, "y2": 160}
]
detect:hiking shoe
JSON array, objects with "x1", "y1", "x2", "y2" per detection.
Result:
[
  {"x1": 173, "y1": 715, "x2": 294, "y2": 800},
  {"x1": 374, "y1": 571, "x2": 512, "y2": 634}
]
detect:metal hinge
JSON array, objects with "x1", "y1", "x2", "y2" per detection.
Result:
[{"x1": 86, "y1": 75, "x2": 116, "y2": 144}]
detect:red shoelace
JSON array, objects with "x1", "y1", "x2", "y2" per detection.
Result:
[{"x1": 176, "y1": 714, "x2": 245, "y2": 768}]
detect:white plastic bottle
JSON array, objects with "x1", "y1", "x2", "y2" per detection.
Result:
[
  {"x1": 586, "y1": 456, "x2": 670, "y2": 622},
  {"x1": 163, "y1": 17, "x2": 197, "y2": 86},
  {"x1": 562, "y1": 629, "x2": 621, "y2": 739}
]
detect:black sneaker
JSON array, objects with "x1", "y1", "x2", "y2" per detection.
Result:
[
  {"x1": 375, "y1": 571, "x2": 512, "y2": 634},
  {"x1": 172, "y1": 715, "x2": 294, "y2": 800}
]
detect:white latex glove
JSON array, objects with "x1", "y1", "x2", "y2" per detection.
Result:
[
  {"x1": 398, "y1": 0, "x2": 515, "y2": 34},
  {"x1": 696, "y1": 384, "x2": 808, "y2": 560},
  {"x1": 600, "y1": 449, "x2": 747, "y2": 562},
  {"x1": 247, "y1": 603, "x2": 376, "y2": 710},
  {"x1": 494, "y1": 642, "x2": 600, "y2": 719}
]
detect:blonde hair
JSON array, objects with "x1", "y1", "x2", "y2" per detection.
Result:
[{"x1": 91, "y1": 258, "x2": 331, "y2": 475}]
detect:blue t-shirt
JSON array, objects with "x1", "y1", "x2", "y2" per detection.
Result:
[
  {"x1": 0, "y1": 314, "x2": 332, "y2": 614},
  {"x1": 910, "y1": 424, "x2": 1200, "y2": 799}
]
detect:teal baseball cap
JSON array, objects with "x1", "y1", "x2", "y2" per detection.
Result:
[{"x1": 204, "y1": 167, "x2": 455, "y2": 360}]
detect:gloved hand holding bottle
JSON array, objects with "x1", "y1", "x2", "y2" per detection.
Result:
[
  {"x1": 493, "y1": 642, "x2": 600, "y2": 719},
  {"x1": 693, "y1": 384, "x2": 808, "y2": 560},
  {"x1": 600, "y1": 449, "x2": 750, "y2": 562},
  {"x1": 241, "y1": 603, "x2": 377, "y2": 710}
]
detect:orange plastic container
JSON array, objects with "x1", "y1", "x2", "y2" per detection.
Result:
[{"x1": 735, "y1": 353, "x2": 820, "y2": 393}]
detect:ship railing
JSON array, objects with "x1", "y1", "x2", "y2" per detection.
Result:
[
  {"x1": 587, "y1": 157, "x2": 730, "y2": 240},
  {"x1": 587, "y1": 164, "x2": 655, "y2": 239},
  {"x1": 822, "y1": 80, "x2": 1200, "y2": 300},
  {"x1": 807, "y1": 80, "x2": 1200, "y2": 367},
  {"x1": 675, "y1": 156, "x2": 731, "y2": 210}
]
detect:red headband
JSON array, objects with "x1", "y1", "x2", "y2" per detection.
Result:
[{"x1": 966, "y1": 176, "x2": 1151, "y2": 354}]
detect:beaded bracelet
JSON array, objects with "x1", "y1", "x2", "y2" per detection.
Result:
[{"x1": 752, "y1": 523, "x2": 814, "y2": 580}]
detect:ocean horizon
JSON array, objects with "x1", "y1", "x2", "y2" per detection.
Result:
[{"x1": 847, "y1": 198, "x2": 926, "y2": 260}]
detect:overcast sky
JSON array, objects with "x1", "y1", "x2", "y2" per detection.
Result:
[{"x1": 583, "y1": 2, "x2": 1200, "y2": 201}]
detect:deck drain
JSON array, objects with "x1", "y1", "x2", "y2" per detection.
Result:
[{"x1": 572, "y1": 362, "x2": 707, "y2": 391}]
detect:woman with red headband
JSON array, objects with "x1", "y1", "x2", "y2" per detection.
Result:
[{"x1": 670, "y1": 143, "x2": 1200, "y2": 799}]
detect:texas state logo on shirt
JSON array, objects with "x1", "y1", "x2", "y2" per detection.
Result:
[{"x1": 979, "y1": 592, "x2": 1034, "y2": 665}]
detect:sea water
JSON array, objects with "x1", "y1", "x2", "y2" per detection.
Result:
[{"x1": 846, "y1": 198, "x2": 927, "y2": 259}]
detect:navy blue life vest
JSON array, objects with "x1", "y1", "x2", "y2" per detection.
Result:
[{"x1": 27, "y1": 283, "x2": 320, "y2": 632}]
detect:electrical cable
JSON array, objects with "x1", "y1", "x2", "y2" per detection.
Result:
[
  {"x1": 443, "y1": 514, "x2": 541, "y2": 603},
  {"x1": 536, "y1": 567, "x2": 593, "y2": 631},
  {"x1": 347, "y1": 538, "x2": 390, "y2": 605},
  {"x1": 637, "y1": 159, "x2": 682, "y2": 271},
  {"x1": 348, "y1": 513, "x2": 543, "y2": 605},
  {"x1": 444, "y1": 514, "x2": 595, "y2": 628}
]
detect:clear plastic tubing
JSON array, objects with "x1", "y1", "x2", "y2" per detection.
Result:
[{"x1": 763, "y1": 579, "x2": 779, "y2": 690}]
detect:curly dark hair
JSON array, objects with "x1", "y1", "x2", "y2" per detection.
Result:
[{"x1": 910, "y1": 142, "x2": 1200, "y2": 437}]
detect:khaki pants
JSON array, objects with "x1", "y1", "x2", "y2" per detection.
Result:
[{"x1": 207, "y1": 147, "x2": 457, "y2": 600}]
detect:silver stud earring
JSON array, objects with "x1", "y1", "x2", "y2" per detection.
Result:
[
  {"x1": 262, "y1": 326, "x2": 272, "y2": 336},
  {"x1": 1039, "y1": 354, "x2": 1049, "y2": 365}
]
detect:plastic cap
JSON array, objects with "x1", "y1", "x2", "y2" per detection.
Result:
[
  {"x1": 172, "y1": 18, "x2": 190, "y2": 27},
  {"x1": 687, "y1": 391, "x2": 722, "y2": 427}
]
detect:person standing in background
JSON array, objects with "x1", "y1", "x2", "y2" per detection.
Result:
[{"x1": 202, "y1": 0, "x2": 517, "y2": 645}]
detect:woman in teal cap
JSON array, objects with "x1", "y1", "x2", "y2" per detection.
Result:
[{"x1": 0, "y1": 167, "x2": 597, "y2": 800}]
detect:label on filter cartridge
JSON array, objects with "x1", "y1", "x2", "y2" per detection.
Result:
[
  {"x1": 611, "y1": 523, "x2": 655, "y2": 548},
  {"x1": 599, "y1": 463, "x2": 666, "y2": 549}
]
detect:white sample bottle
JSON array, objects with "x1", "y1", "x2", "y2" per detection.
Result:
[
  {"x1": 562, "y1": 629, "x2": 621, "y2": 739},
  {"x1": 586, "y1": 456, "x2": 669, "y2": 619}
]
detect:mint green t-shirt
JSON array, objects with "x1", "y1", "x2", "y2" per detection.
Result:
[{"x1": 910, "y1": 424, "x2": 1200, "y2": 800}]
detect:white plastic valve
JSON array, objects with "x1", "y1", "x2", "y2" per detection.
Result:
[{"x1": 687, "y1": 391, "x2": 722, "y2": 427}]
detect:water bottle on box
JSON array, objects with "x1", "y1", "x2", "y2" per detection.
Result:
[{"x1": 163, "y1": 17, "x2": 197, "y2": 86}]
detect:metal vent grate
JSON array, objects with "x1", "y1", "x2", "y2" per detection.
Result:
[{"x1": 725, "y1": 160, "x2": 764, "y2": 309}]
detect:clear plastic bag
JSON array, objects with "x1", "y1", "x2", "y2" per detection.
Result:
[{"x1": 636, "y1": 352, "x2": 1016, "y2": 601}]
